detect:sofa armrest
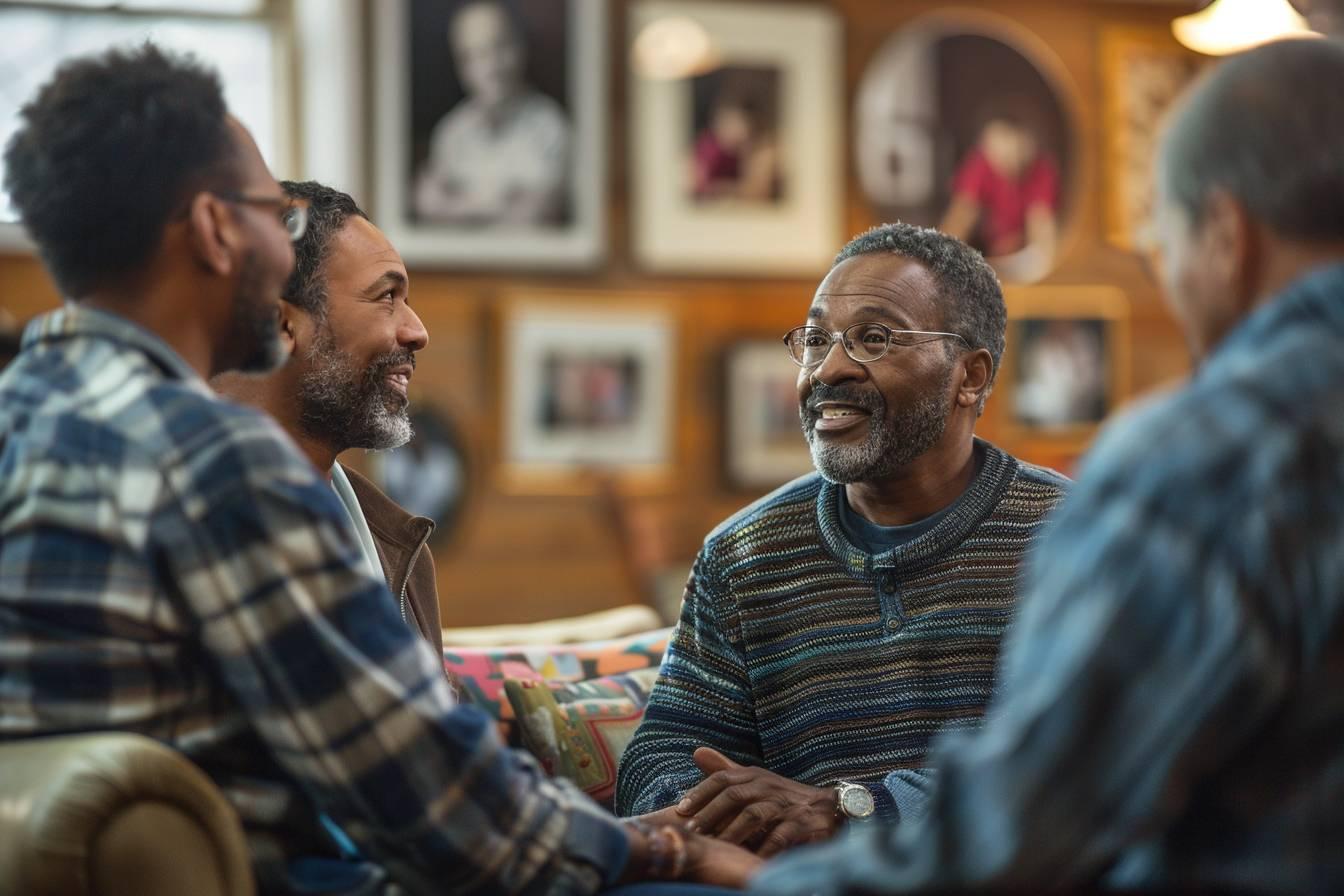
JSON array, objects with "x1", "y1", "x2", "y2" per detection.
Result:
[{"x1": 0, "y1": 733, "x2": 254, "y2": 896}]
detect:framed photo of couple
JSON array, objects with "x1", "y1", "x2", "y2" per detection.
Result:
[{"x1": 372, "y1": 0, "x2": 608, "y2": 269}]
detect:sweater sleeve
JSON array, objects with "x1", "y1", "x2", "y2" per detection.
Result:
[{"x1": 614, "y1": 548, "x2": 762, "y2": 816}]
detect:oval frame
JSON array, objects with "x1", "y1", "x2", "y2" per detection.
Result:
[{"x1": 853, "y1": 8, "x2": 1084, "y2": 283}]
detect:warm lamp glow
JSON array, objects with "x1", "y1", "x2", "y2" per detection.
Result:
[
  {"x1": 1173, "y1": 0, "x2": 1319, "y2": 55},
  {"x1": 631, "y1": 16, "x2": 718, "y2": 80}
]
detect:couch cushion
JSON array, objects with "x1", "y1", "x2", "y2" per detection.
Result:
[
  {"x1": 505, "y1": 667, "x2": 661, "y2": 809},
  {"x1": 443, "y1": 627, "x2": 670, "y2": 746}
]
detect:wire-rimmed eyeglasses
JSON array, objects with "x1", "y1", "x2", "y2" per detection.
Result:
[
  {"x1": 783, "y1": 322, "x2": 969, "y2": 368},
  {"x1": 214, "y1": 192, "x2": 308, "y2": 242}
]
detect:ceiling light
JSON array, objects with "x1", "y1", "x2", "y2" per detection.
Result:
[
  {"x1": 1173, "y1": 0, "x2": 1319, "y2": 55},
  {"x1": 631, "y1": 15, "x2": 717, "y2": 80}
]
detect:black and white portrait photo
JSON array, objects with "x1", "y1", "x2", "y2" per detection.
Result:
[{"x1": 374, "y1": 0, "x2": 606, "y2": 267}]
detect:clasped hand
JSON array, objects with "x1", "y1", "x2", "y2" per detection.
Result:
[{"x1": 651, "y1": 746, "x2": 843, "y2": 857}]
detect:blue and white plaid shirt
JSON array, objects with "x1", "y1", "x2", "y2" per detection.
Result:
[
  {"x1": 753, "y1": 262, "x2": 1344, "y2": 895},
  {"x1": 0, "y1": 306, "x2": 627, "y2": 894}
]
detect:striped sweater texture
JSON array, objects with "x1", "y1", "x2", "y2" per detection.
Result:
[{"x1": 614, "y1": 440, "x2": 1069, "y2": 820}]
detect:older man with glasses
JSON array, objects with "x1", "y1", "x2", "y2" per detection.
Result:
[{"x1": 616, "y1": 222, "x2": 1071, "y2": 857}]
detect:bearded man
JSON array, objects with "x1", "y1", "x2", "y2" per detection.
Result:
[
  {"x1": 213, "y1": 180, "x2": 442, "y2": 656},
  {"x1": 616, "y1": 222, "x2": 1070, "y2": 856}
]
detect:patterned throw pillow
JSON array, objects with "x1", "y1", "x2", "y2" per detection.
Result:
[
  {"x1": 505, "y1": 666, "x2": 661, "y2": 809},
  {"x1": 443, "y1": 628, "x2": 670, "y2": 746}
]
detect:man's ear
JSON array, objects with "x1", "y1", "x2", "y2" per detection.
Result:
[
  {"x1": 186, "y1": 192, "x2": 238, "y2": 277},
  {"x1": 1199, "y1": 188, "x2": 1259, "y2": 311},
  {"x1": 956, "y1": 348, "x2": 993, "y2": 410},
  {"x1": 281, "y1": 302, "x2": 319, "y2": 358}
]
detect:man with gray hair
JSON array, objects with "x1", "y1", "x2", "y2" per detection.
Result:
[
  {"x1": 616, "y1": 222, "x2": 1069, "y2": 855},
  {"x1": 752, "y1": 36, "x2": 1344, "y2": 894},
  {"x1": 212, "y1": 180, "x2": 442, "y2": 657}
]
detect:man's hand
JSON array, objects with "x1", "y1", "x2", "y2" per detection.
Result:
[
  {"x1": 682, "y1": 832, "x2": 765, "y2": 889},
  {"x1": 675, "y1": 747, "x2": 842, "y2": 857}
]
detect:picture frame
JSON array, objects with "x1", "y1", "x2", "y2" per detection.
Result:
[
  {"x1": 372, "y1": 0, "x2": 608, "y2": 269},
  {"x1": 370, "y1": 405, "x2": 470, "y2": 545},
  {"x1": 497, "y1": 296, "x2": 675, "y2": 494},
  {"x1": 1000, "y1": 286, "x2": 1131, "y2": 451},
  {"x1": 1100, "y1": 25, "x2": 1208, "y2": 251},
  {"x1": 628, "y1": 1, "x2": 843, "y2": 275},
  {"x1": 853, "y1": 9, "x2": 1080, "y2": 284},
  {"x1": 722, "y1": 340, "x2": 812, "y2": 490}
]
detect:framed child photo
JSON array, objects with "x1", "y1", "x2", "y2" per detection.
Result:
[{"x1": 628, "y1": 1, "x2": 843, "y2": 275}]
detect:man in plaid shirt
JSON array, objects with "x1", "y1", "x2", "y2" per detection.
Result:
[{"x1": 0, "y1": 45, "x2": 754, "y2": 895}]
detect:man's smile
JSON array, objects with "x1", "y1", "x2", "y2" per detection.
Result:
[{"x1": 811, "y1": 401, "x2": 872, "y2": 434}]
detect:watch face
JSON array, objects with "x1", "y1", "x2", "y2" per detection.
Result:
[{"x1": 840, "y1": 784, "x2": 875, "y2": 818}]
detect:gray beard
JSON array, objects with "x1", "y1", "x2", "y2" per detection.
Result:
[
  {"x1": 801, "y1": 369, "x2": 953, "y2": 484},
  {"x1": 297, "y1": 325, "x2": 413, "y2": 452}
]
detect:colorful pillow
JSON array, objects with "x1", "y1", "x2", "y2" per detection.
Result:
[
  {"x1": 443, "y1": 627, "x2": 670, "y2": 746},
  {"x1": 505, "y1": 666, "x2": 661, "y2": 809}
]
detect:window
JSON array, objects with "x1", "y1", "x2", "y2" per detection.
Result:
[{"x1": 0, "y1": 0, "x2": 291, "y2": 229}]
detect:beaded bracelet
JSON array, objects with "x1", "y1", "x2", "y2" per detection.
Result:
[{"x1": 626, "y1": 819, "x2": 689, "y2": 881}]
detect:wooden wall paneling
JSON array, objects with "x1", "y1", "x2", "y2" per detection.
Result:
[{"x1": 0, "y1": 0, "x2": 1197, "y2": 626}]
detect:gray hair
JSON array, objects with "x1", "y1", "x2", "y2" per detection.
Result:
[
  {"x1": 834, "y1": 222, "x2": 1006, "y2": 413},
  {"x1": 1158, "y1": 37, "x2": 1344, "y2": 239}
]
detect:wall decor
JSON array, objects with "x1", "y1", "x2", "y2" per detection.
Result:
[
  {"x1": 1002, "y1": 286, "x2": 1131, "y2": 449},
  {"x1": 373, "y1": 0, "x2": 607, "y2": 268},
  {"x1": 722, "y1": 340, "x2": 812, "y2": 490},
  {"x1": 498, "y1": 297, "x2": 675, "y2": 493},
  {"x1": 1100, "y1": 26, "x2": 1208, "y2": 251},
  {"x1": 628, "y1": 1, "x2": 842, "y2": 275},
  {"x1": 854, "y1": 10, "x2": 1078, "y2": 283}
]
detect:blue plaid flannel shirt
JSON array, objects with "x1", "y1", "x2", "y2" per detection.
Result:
[
  {"x1": 752, "y1": 262, "x2": 1344, "y2": 895},
  {"x1": 0, "y1": 306, "x2": 628, "y2": 895}
]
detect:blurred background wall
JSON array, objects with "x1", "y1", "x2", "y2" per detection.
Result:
[{"x1": 0, "y1": 0, "x2": 1219, "y2": 626}]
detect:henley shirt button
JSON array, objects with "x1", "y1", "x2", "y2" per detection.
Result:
[
  {"x1": 881, "y1": 577, "x2": 897, "y2": 595},
  {"x1": 885, "y1": 617, "x2": 902, "y2": 632}
]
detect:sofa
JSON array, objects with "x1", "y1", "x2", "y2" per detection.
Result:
[
  {"x1": 0, "y1": 609, "x2": 672, "y2": 896},
  {"x1": 0, "y1": 732, "x2": 253, "y2": 896}
]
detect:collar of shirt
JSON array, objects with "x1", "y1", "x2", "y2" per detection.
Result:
[
  {"x1": 23, "y1": 303, "x2": 209, "y2": 392},
  {"x1": 1201, "y1": 260, "x2": 1344, "y2": 381}
]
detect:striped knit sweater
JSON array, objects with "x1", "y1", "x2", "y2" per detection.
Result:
[{"x1": 614, "y1": 440, "x2": 1069, "y2": 821}]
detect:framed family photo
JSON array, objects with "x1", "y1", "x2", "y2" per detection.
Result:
[
  {"x1": 1100, "y1": 26, "x2": 1208, "y2": 251},
  {"x1": 1001, "y1": 286, "x2": 1131, "y2": 448},
  {"x1": 722, "y1": 341, "x2": 812, "y2": 490},
  {"x1": 497, "y1": 297, "x2": 675, "y2": 494},
  {"x1": 373, "y1": 0, "x2": 608, "y2": 268},
  {"x1": 628, "y1": 1, "x2": 843, "y2": 275}
]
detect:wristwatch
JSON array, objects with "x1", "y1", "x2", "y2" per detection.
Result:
[{"x1": 835, "y1": 781, "x2": 876, "y2": 820}]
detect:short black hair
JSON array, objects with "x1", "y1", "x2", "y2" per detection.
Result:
[
  {"x1": 1159, "y1": 37, "x2": 1344, "y2": 239},
  {"x1": 3, "y1": 43, "x2": 240, "y2": 298},
  {"x1": 279, "y1": 180, "x2": 369, "y2": 319},
  {"x1": 834, "y1": 222, "x2": 1006, "y2": 413}
]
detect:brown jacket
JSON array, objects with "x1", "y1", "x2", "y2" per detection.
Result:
[{"x1": 341, "y1": 464, "x2": 443, "y2": 659}]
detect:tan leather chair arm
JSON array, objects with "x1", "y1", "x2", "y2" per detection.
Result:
[{"x1": 0, "y1": 733, "x2": 254, "y2": 896}]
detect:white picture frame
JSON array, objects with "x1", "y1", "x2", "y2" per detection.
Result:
[
  {"x1": 628, "y1": 1, "x2": 843, "y2": 275},
  {"x1": 723, "y1": 340, "x2": 813, "y2": 489},
  {"x1": 373, "y1": 0, "x2": 608, "y2": 269},
  {"x1": 499, "y1": 298, "x2": 674, "y2": 493}
]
